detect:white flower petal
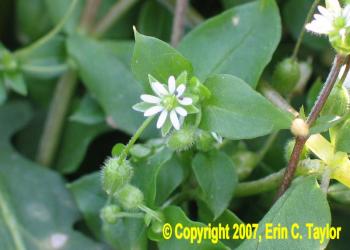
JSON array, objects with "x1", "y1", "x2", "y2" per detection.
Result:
[
  {"x1": 144, "y1": 106, "x2": 163, "y2": 116},
  {"x1": 306, "y1": 21, "x2": 331, "y2": 34},
  {"x1": 157, "y1": 110, "x2": 168, "y2": 128},
  {"x1": 343, "y1": 5, "x2": 350, "y2": 18},
  {"x1": 326, "y1": 0, "x2": 341, "y2": 15},
  {"x1": 168, "y1": 76, "x2": 176, "y2": 94},
  {"x1": 151, "y1": 82, "x2": 169, "y2": 96},
  {"x1": 175, "y1": 107, "x2": 187, "y2": 117},
  {"x1": 318, "y1": 6, "x2": 333, "y2": 19},
  {"x1": 176, "y1": 84, "x2": 186, "y2": 97},
  {"x1": 178, "y1": 97, "x2": 193, "y2": 106},
  {"x1": 141, "y1": 94, "x2": 161, "y2": 104},
  {"x1": 170, "y1": 110, "x2": 180, "y2": 130}
]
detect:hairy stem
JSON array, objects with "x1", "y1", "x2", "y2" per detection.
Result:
[
  {"x1": 36, "y1": 71, "x2": 78, "y2": 166},
  {"x1": 36, "y1": 0, "x2": 102, "y2": 167},
  {"x1": 235, "y1": 169, "x2": 285, "y2": 197},
  {"x1": 340, "y1": 56, "x2": 350, "y2": 84},
  {"x1": 291, "y1": 0, "x2": 320, "y2": 60},
  {"x1": 157, "y1": 0, "x2": 203, "y2": 27},
  {"x1": 276, "y1": 55, "x2": 345, "y2": 199},
  {"x1": 15, "y1": 0, "x2": 78, "y2": 58},
  {"x1": 93, "y1": 0, "x2": 139, "y2": 37},
  {"x1": 171, "y1": 0, "x2": 189, "y2": 46},
  {"x1": 260, "y1": 82, "x2": 298, "y2": 117},
  {"x1": 118, "y1": 116, "x2": 154, "y2": 164},
  {"x1": 80, "y1": 0, "x2": 102, "y2": 31}
]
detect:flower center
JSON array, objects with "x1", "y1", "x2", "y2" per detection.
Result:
[
  {"x1": 162, "y1": 95, "x2": 177, "y2": 111},
  {"x1": 334, "y1": 16, "x2": 346, "y2": 29}
]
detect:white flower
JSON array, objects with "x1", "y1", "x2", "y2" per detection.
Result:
[
  {"x1": 134, "y1": 75, "x2": 193, "y2": 130},
  {"x1": 305, "y1": 0, "x2": 350, "y2": 41}
]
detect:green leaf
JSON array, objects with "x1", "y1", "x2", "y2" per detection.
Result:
[
  {"x1": 70, "y1": 94, "x2": 105, "y2": 125},
  {"x1": 332, "y1": 119, "x2": 350, "y2": 153},
  {"x1": 328, "y1": 183, "x2": 350, "y2": 205},
  {"x1": 138, "y1": 0, "x2": 172, "y2": 41},
  {"x1": 200, "y1": 75, "x2": 292, "y2": 139},
  {"x1": 131, "y1": 30, "x2": 193, "y2": 91},
  {"x1": 237, "y1": 177, "x2": 331, "y2": 249},
  {"x1": 68, "y1": 173, "x2": 147, "y2": 249},
  {"x1": 16, "y1": 0, "x2": 51, "y2": 44},
  {"x1": 155, "y1": 155, "x2": 186, "y2": 205},
  {"x1": 0, "y1": 102, "x2": 103, "y2": 249},
  {"x1": 133, "y1": 148, "x2": 174, "y2": 206},
  {"x1": 310, "y1": 115, "x2": 344, "y2": 134},
  {"x1": 178, "y1": 0, "x2": 281, "y2": 87},
  {"x1": 54, "y1": 120, "x2": 109, "y2": 174},
  {"x1": 67, "y1": 34, "x2": 152, "y2": 136},
  {"x1": 192, "y1": 150, "x2": 237, "y2": 219},
  {"x1": 158, "y1": 206, "x2": 228, "y2": 249}
]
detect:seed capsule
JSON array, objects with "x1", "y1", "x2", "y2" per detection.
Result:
[
  {"x1": 117, "y1": 184, "x2": 144, "y2": 210},
  {"x1": 101, "y1": 157, "x2": 133, "y2": 196}
]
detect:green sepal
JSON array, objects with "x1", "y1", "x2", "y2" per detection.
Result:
[
  {"x1": 184, "y1": 104, "x2": 199, "y2": 114},
  {"x1": 112, "y1": 143, "x2": 126, "y2": 157},
  {"x1": 4, "y1": 72, "x2": 27, "y2": 95},
  {"x1": 176, "y1": 71, "x2": 188, "y2": 85},
  {"x1": 161, "y1": 118, "x2": 172, "y2": 137},
  {"x1": 132, "y1": 102, "x2": 153, "y2": 112}
]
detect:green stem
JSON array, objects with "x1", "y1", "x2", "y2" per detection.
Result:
[
  {"x1": 138, "y1": 204, "x2": 162, "y2": 222},
  {"x1": 92, "y1": 0, "x2": 139, "y2": 38},
  {"x1": 256, "y1": 132, "x2": 279, "y2": 163},
  {"x1": 36, "y1": 71, "x2": 78, "y2": 167},
  {"x1": 291, "y1": 0, "x2": 320, "y2": 60},
  {"x1": 234, "y1": 168, "x2": 285, "y2": 197},
  {"x1": 118, "y1": 116, "x2": 154, "y2": 164},
  {"x1": 116, "y1": 212, "x2": 144, "y2": 219},
  {"x1": 0, "y1": 188, "x2": 26, "y2": 250},
  {"x1": 21, "y1": 64, "x2": 68, "y2": 76},
  {"x1": 15, "y1": 0, "x2": 78, "y2": 58}
]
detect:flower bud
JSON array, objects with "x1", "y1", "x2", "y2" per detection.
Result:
[
  {"x1": 290, "y1": 118, "x2": 309, "y2": 137},
  {"x1": 167, "y1": 127, "x2": 196, "y2": 151},
  {"x1": 231, "y1": 151, "x2": 258, "y2": 180},
  {"x1": 189, "y1": 77, "x2": 211, "y2": 100},
  {"x1": 321, "y1": 83, "x2": 349, "y2": 117},
  {"x1": 100, "y1": 205, "x2": 121, "y2": 224},
  {"x1": 195, "y1": 130, "x2": 216, "y2": 152},
  {"x1": 101, "y1": 157, "x2": 133, "y2": 195},
  {"x1": 117, "y1": 184, "x2": 144, "y2": 210},
  {"x1": 284, "y1": 139, "x2": 309, "y2": 162},
  {"x1": 271, "y1": 58, "x2": 301, "y2": 95}
]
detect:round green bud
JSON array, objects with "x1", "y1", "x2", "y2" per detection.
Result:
[
  {"x1": 231, "y1": 151, "x2": 258, "y2": 180},
  {"x1": 100, "y1": 205, "x2": 121, "y2": 224},
  {"x1": 117, "y1": 184, "x2": 144, "y2": 210},
  {"x1": 321, "y1": 82, "x2": 349, "y2": 117},
  {"x1": 101, "y1": 157, "x2": 133, "y2": 195},
  {"x1": 271, "y1": 58, "x2": 301, "y2": 96},
  {"x1": 195, "y1": 130, "x2": 216, "y2": 152},
  {"x1": 167, "y1": 127, "x2": 196, "y2": 151},
  {"x1": 151, "y1": 220, "x2": 164, "y2": 234},
  {"x1": 284, "y1": 139, "x2": 309, "y2": 162}
]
